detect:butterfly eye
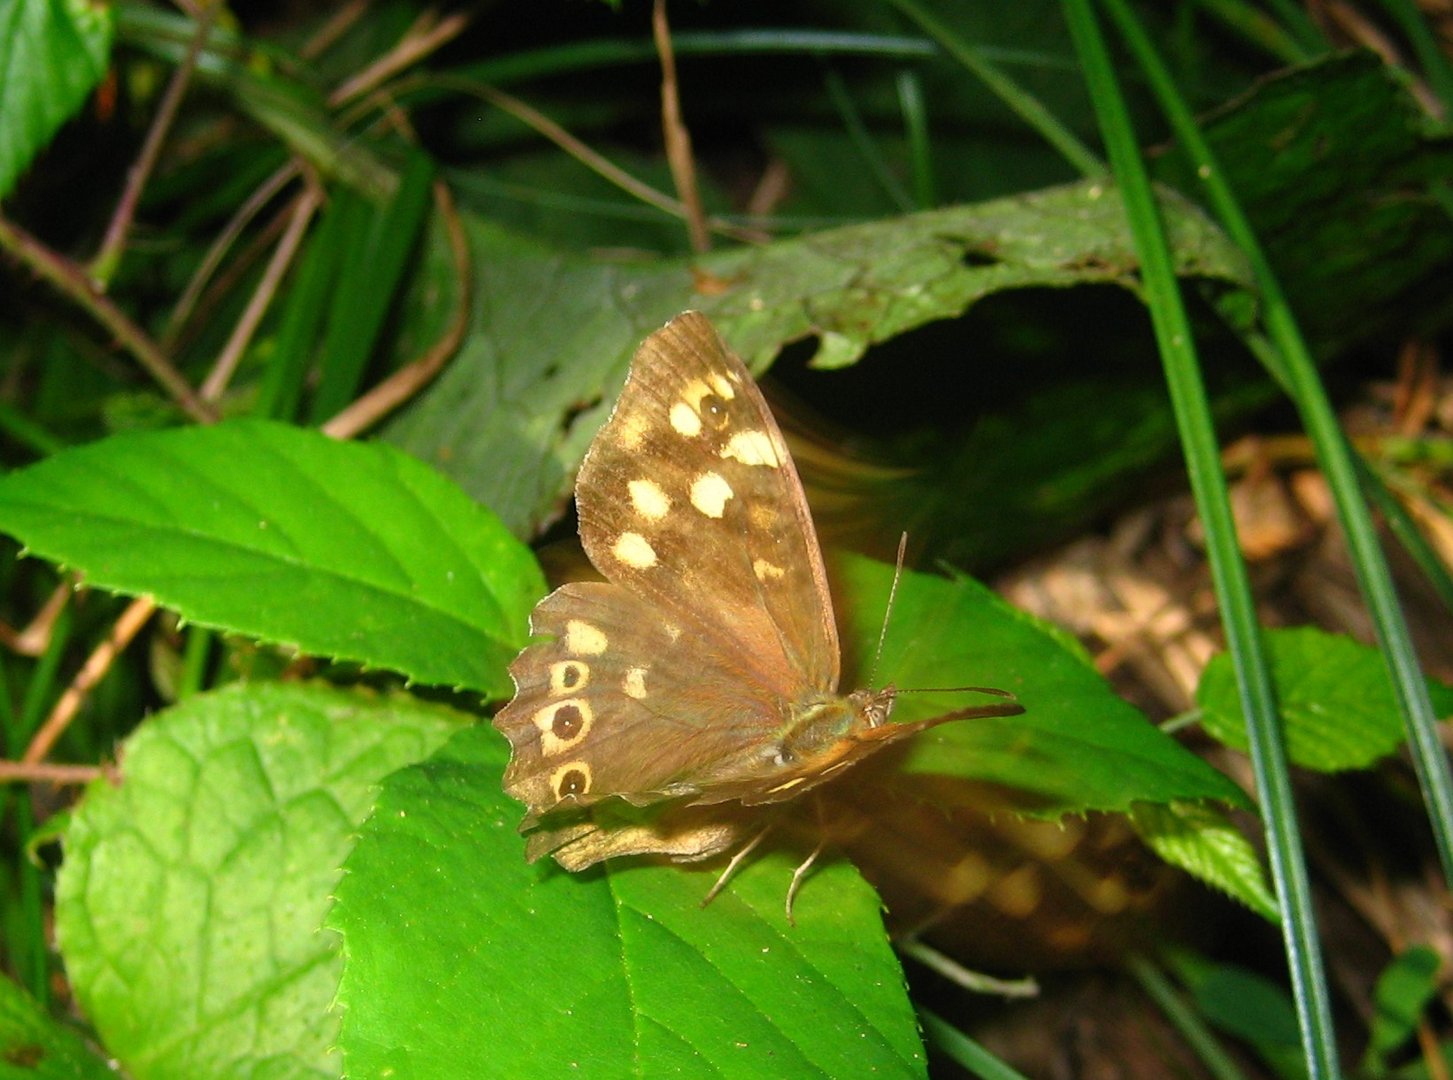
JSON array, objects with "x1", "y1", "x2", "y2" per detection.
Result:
[{"x1": 699, "y1": 394, "x2": 729, "y2": 429}]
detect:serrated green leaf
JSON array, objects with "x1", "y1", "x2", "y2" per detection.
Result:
[
  {"x1": 329, "y1": 724, "x2": 926, "y2": 1080},
  {"x1": 0, "y1": 0, "x2": 112, "y2": 198},
  {"x1": 0, "y1": 974, "x2": 113, "y2": 1080},
  {"x1": 1196, "y1": 626, "x2": 1453, "y2": 772},
  {"x1": 382, "y1": 180, "x2": 1252, "y2": 536},
  {"x1": 53, "y1": 682, "x2": 467, "y2": 1080},
  {"x1": 0, "y1": 420, "x2": 545, "y2": 697},
  {"x1": 1131, "y1": 802, "x2": 1277, "y2": 921},
  {"x1": 836, "y1": 554, "x2": 1247, "y2": 814}
]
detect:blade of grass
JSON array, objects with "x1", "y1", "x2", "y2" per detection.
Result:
[
  {"x1": 1369, "y1": 0, "x2": 1453, "y2": 113},
  {"x1": 820, "y1": 64, "x2": 914, "y2": 213},
  {"x1": 1102, "y1": 0, "x2": 1453, "y2": 890},
  {"x1": 1062, "y1": 3, "x2": 1340, "y2": 1076},
  {"x1": 1187, "y1": 0, "x2": 1317, "y2": 65},
  {"x1": 883, "y1": 0, "x2": 1103, "y2": 177},
  {"x1": 1129, "y1": 955, "x2": 1251, "y2": 1080},
  {"x1": 307, "y1": 150, "x2": 435, "y2": 424},
  {"x1": 0, "y1": 602, "x2": 73, "y2": 1004},
  {"x1": 896, "y1": 69, "x2": 936, "y2": 209},
  {"x1": 918, "y1": 1008, "x2": 1031, "y2": 1080}
]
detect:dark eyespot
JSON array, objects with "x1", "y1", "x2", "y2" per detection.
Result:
[
  {"x1": 552, "y1": 704, "x2": 583, "y2": 739},
  {"x1": 557, "y1": 768, "x2": 589, "y2": 796},
  {"x1": 700, "y1": 394, "x2": 729, "y2": 428}
]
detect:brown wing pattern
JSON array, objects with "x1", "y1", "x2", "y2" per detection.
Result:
[
  {"x1": 496, "y1": 581, "x2": 799, "y2": 822},
  {"x1": 574, "y1": 312, "x2": 839, "y2": 698}
]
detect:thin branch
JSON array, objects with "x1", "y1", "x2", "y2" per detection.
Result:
[
  {"x1": 385, "y1": 75, "x2": 762, "y2": 245},
  {"x1": 22, "y1": 597, "x2": 156, "y2": 765},
  {"x1": 162, "y1": 161, "x2": 301, "y2": 352},
  {"x1": 0, "y1": 761, "x2": 109, "y2": 786},
  {"x1": 0, "y1": 215, "x2": 217, "y2": 423},
  {"x1": 653, "y1": 0, "x2": 709, "y2": 253},
  {"x1": 302, "y1": 0, "x2": 369, "y2": 60},
  {"x1": 329, "y1": 9, "x2": 471, "y2": 107},
  {"x1": 0, "y1": 581, "x2": 71, "y2": 657},
  {"x1": 91, "y1": 5, "x2": 215, "y2": 283},
  {"x1": 200, "y1": 181, "x2": 325, "y2": 402},
  {"x1": 320, "y1": 180, "x2": 471, "y2": 438}
]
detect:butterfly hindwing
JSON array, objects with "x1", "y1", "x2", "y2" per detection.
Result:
[{"x1": 496, "y1": 581, "x2": 797, "y2": 824}]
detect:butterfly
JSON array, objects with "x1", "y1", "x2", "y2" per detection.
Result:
[{"x1": 493, "y1": 312, "x2": 1017, "y2": 882}]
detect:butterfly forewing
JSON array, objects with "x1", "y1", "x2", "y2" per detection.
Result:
[{"x1": 574, "y1": 312, "x2": 839, "y2": 697}]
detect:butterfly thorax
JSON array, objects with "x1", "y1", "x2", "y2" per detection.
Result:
[{"x1": 777, "y1": 686, "x2": 896, "y2": 762}]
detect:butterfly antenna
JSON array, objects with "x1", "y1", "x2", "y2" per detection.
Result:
[{"x1": 869, "y1": 532, "x2": 909, "y2": 687}]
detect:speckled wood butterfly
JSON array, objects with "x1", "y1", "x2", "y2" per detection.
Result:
[{"x1": 494, "y1": 312, "x2": 1015, "y2": 879}]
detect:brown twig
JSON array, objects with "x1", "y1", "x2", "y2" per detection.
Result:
[
  {"x1": 653, "y1": 0, "x2": 709, "y2": 253},
  {"x1": 387, "y1": 75, "x2": 761, "y2": 245},
  {"x1": 0, "y1": 580, "x2": 72, "y2": 657},
  {"x1": 302, "y1": 0, "x2": 369, "y2": 60},
  {"x1": 328, "y1": 9, "x2": 470, "y2": 108},
  {"x1": 90, "y1": 6, "x2": 215, "y2": 284},
  {"x1": 200, "y1": 180, "x2": 325, "y2": 402},
  {"x1": 320, "y1": 179, "x2": 471, "y2": 438},
  {"x1": 0, "y1": 761, "x2": 108, "y2": 786},
  {"x1": 0, "y1": 215, "x2": 217, "y2": 423},
  {"x1": 22, "y1": 597, "x2": 156, "y2": 765},
  {"x1": 162, "y1": 161, "x2": 302, "y2": 352}
]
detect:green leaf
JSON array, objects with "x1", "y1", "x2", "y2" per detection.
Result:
[
  {"x1": 0, "y1": 0, "x2": 112, "y2": 198},
  {"x1": 1154, "y1": 52, "x2": 1453, "y2": 356},
  {"x1": 1196, "y1": 626, "x2": 1453, "y2": 772},
  {"x1": 329, "y1": 724, "x2": 927, "y2": 1080},
  {"x1": 0, "y1": 974, "x2": 113, "y2": 1080},
  {"x1": 327, "y1": 552, "x2": 1237, "y2": 1077},
  {"x1": 1365, "y1": 945, "x2": 1441, "y2": 1069},
  {"x1": 53, "y1": 682, "x2": 467, "y2": 1080},
  {"x1": 1168, "y1": 952, "x2": 1307, "y2": 1079},
  {"x1": 381, "y1": 180, "x2": 1253, "y2": 535},
  {"x1": 835, "y1": 554, "x2": 1247, "y2": 814},
  {"x1": 0, "y1": 420, "x2": 545, "y2": 697},
  {"x1": 1131, "y1": 802, "x2": 1278, "y2": 921}
]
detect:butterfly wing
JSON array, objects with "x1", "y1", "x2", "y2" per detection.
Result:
[
  {"x1": 495, "y1": 313, "x2": 841, "y2": 826},
  {"x1": 577, "y1": 312, "x2": 839, "y2": 695}
]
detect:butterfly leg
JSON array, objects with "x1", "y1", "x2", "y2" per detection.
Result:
[
  {"x1": 784, "y1": 836, "x2": 827, "y2": 926},
  {"x1": 700, "y1": 825, "x2": 773, "y2": 908}
]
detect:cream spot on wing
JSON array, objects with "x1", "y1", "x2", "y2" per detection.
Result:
[
  {"x1": 680, "y1": 379, "x2": 711, "y2": 409},
  {"x1": 689, "y1": 472, "x2": 734, "y2": 518},
  {"x1": 767, "y1": 776, "x2": 808, "y2": 794},
  {"x1": 753, "y1": 558, "x2": 785, "y2": 582},
  {"x1": 721, "y1": 430, "x2": 779, "y2": 467},
  {"x1": 533, "y1": 698, "x2": 593, "y2": 754},
  {"x1": 628, "y1": 478, "x2": 671, "y2": 521},
  {"x1": 617, "y1": 410, "x2": 649, "y2": 450},
  {"x1": 612, "y1": 532, "x2": 658, "y2": 569},
  {"x1": 709, "y1": 374, "x2": 735, "y2": 398},
  {"x1": 565, "y1": 619, "x2": 608, "y2": 655},
  {"x1": 623, "y1": 666, "x2": 648, "y2": 699},
  {"x1": 551, "y1": 762, "x2": 592, "y2": 800},
  {"x1": 748, "y1": 504, "x2": 777, "y2": 531},
  {"x1": 662, "y1": 621, "x2": 681, "y2": 642},
  {"x1": 549, "y1": 660, "x2": 589, "y2": 694},
  {"x1": 669, "y1": 401, "x2": 702, "y2": 437}
]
